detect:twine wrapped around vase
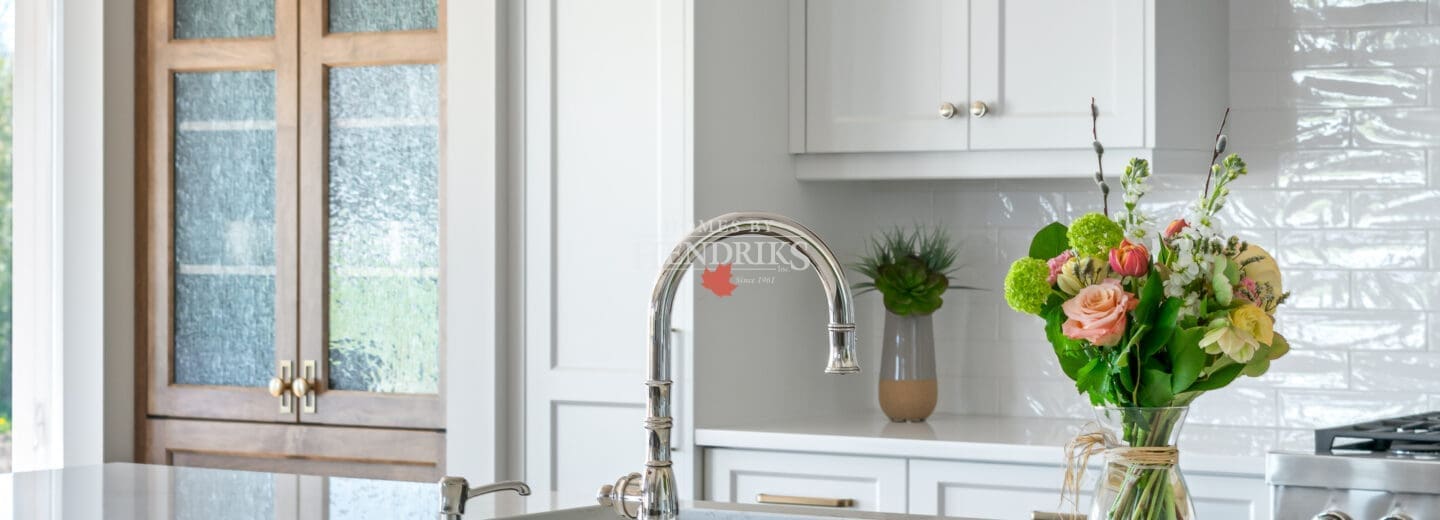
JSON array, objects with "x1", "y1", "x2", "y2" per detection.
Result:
[{"x1": 1060, "y1": 425, "x2": 1180, "y2": 515}]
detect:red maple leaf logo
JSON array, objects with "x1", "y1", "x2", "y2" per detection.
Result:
[{"x1": 701, "y1": 263, "x2": 737, "y2": 297}]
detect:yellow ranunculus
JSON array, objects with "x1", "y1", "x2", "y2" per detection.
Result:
[
  {"x1": 1235, "y1": 245, "x2": 1283, "y2": 313},
  {"x1": 1200, "y1": 303, "x2": 1273, "y2": 363},
  {"x1": 1230, "y1": 303, "x2": 1274, "y2": 346}
]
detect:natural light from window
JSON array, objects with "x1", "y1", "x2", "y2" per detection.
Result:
[{"x1": 0, "y1": 0, "x2": 14, "y2": 474}]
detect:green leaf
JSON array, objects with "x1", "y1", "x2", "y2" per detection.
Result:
[
  {"x1": 1141, "y1": 298, "x2": 1183, "y2": 358},
  {"x1": 1243, "y1": 357, "x2": 1271, "y2": 377},
  {"x1": 1028, "y1": 222, "x2": 1070, "y2": 260},
  {"x1": 1169, "y1": 327, "x2": 1207, "y2": 394},
  {"x1": 1139, "y1": 368, "x2": 1174, "y2": 407},
  {"x1": 1133, "y1": 271, "x2": 1164, "y2": 325},
  {"x1": 1075, "y1": 358, "x2": 1104, "y2": 395},
  {"x1": 1187, "y1": 363, "x2": 1245, "y2": 393},
  {"x1": 1043, "y1": 304, "x2": 1087, "y2": 381}
]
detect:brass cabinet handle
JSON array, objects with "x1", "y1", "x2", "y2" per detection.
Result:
[
  {"x1": 970, "y1": 100, "x2": 989, "y2": 118},
  {"x1": 290, "y1": 377, "x2": 311, "y2": 399},
  {"x1": 939, "y1": 102, "x2": 958, "y2": 119},
  {"x1": 272, "y1": 360, "x2": 294, "y2": 413},
  {"x1": 292, "y1": 360, "x2": 318, "y2": 413},
  {"x1": 755, "y1": 494, "x2": 855, "y2": 508}
]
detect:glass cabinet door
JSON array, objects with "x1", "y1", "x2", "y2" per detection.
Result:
[
  {"x1": 144, "y1": 0, "x2": 299, "y2": 423},
  {"x1": 298, "y1": 0, "x2": 444, "y2": 429}
]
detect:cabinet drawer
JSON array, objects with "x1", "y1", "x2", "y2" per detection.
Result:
[
  {"x1": 703, "y1": 448, "x2": 907, "y2": 513},
  {"x1": 910, "y1": 459, "x2": 1268, "y2": 520}
]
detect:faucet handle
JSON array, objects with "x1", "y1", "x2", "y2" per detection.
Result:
[
  {"x1": 597, "y1": 472, "x2": 642, "y2": 519},
  {"x1": 440, "y1": 477, "x2": 531, "y2": 519}
]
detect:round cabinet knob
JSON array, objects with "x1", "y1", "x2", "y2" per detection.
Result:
[
  {"x1": 291, "y1": 377, "x2": 311, "y2": 398},
  {"x1": 970, "y1": 100, "x2": 989, "y2": 118},
  {"x1": 1311, "y1": 511, "x2": 1352, "y2": 520},
  {"x1": 939, "y1": 102, "x2": 957, "y2": 119},
  {"x1": 268, "y1": 377, "x2": 287, "y2": 398}
]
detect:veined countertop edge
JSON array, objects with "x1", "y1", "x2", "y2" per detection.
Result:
[{"x1": 695, "y1": 414, "x2": 1285, "y2": 477}]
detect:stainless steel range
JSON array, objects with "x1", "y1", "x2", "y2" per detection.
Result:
[{"x1": 1269, "y1": 412, "x2": 1440, "y2": 520}]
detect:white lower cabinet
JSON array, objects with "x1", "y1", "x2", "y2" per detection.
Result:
[
  {"x1": 703, "y1": 449, "x2": 908, "y2": 514},
  {"x1": 909, "y1": 459, "x2": 1269, "y2": 520},
  {"x1": 703, "y1": 449, "x2": 1269, "y2": 519}
]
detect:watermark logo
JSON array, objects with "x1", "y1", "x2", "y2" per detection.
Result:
[
  {"x1": 701, "y1": 264, "x2": 737, "y2": 297},
  {"x1": 680, "y1": 218, "x2": 815, "y2": 298}
]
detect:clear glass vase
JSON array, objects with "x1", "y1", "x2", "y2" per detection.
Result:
[
  {"x1": 878, "y1": 311, "x2": 937, "y2": 422},
  {"x1": 1089, "y1": 406, "x2": 1194, "y2": 520}
]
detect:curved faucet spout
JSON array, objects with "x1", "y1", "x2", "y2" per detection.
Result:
[{"x1": 627, "y1": 212, "x2": 859, "y2": 520}]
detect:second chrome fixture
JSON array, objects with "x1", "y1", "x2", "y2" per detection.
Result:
[{"x1": 595, "y1": 212, "x2": 860, "y2": 520}]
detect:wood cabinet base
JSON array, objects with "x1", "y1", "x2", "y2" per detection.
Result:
[{"x1": 144, "y1": 418, "x2": 444, "y2": 482}]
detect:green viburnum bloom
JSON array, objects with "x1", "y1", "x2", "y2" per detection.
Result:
[
  {"x1": 1004, "y1": 257, "x2": 1051, "y2": 315},
  {"x1": 1067, "y1": 212, "x2": 1125, "y2": 258}
]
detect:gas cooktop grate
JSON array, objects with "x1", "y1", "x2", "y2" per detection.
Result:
[{"x1": 1316, "y1": 411, "x2": 1440, "y2": 454}]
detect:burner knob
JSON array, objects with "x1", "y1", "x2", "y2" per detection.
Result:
[{"x1": 1312, "y1": 511, "x2": 1352, "y2": 520}]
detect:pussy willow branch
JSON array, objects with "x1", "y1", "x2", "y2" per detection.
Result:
[
  {"x1": 1202, "y1": 107, "x2": 1232, "y2": 196},
  {"x1": 1092, "y1": 97, "x2": 1109, "y2": 216}
]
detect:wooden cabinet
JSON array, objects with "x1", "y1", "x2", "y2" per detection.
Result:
[
  {"x1": 791, "y1": 0, "x2": 1228, "y2": 179},
  {"x1": 138, "y1": 0, "x2": 445, "y2": 480},
  {"x1": 704, "y1": 449, "x2": 908, "y2": 514}
]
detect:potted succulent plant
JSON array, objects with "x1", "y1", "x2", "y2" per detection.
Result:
[{"x1": 854, "y1": 226, "x2": 974, "y2": 422}]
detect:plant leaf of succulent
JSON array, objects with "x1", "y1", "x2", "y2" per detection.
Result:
[{"x1": 855, "y1": 225, "x2": 964, "y2": 316}]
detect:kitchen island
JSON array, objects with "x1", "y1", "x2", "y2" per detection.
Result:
[{"x1": 0, "y1": 463, "x2": 983, "y2": 519}]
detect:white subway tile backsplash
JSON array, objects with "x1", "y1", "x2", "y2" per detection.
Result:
[
  {"x1": 1252, "y1": 349, "x2": 1351, "y2": 389},
  {"x1": 1352, "y1": 190, "x2": 1440, "y2": 227},
  {"x1": 1287, "y1": 68, "x2": 1426, "y2": 108},
  {"x1": 1283, "y1": 0, "x2": 1429, "y2": 28},
  {"x1": 1280, "y1": 390, "x2": 1429, "y2": 428},
  {"x1": 1000, "y1": 380, "x2": 1091, "y2": 420},
  {"x1": 1228, "y1": 109, "x2": 1352, "y2": 148},
  {"x1": 1281, "y1": 270, "x2": 1352, "y2": 308},
  {"x1": 1353, "y1": 26, "x2": 1440, "y2": 66},
  {"x1": 1354, "y1": 107, "x2": 1440, "y2": 146},
  {"x1": 1277, "y1": 310, "x2": 1426, "y2": 349},
  {"x1": 1355, "y1": 271, "x2": 1440, "y2": 309},
  {"x1": 1279, "y1": 149, "x2": 1426, "y2": 187},
  {"x1": 1292, "y1": 30, "x2": 1353, "y2": 67},
  {"x1": 1189, "y1": 387, "x2": 1281, "y2": 427},
  {"x1": 1351, "y1": 351, "x2": 1440, "y2": 391},
  {"x1": 1276, "y1": 229, "x2": 1426, "y2": 268}
]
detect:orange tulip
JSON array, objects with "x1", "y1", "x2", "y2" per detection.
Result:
[{"x1": 1108, "y1": 239, "x2": 1150, "y2": 277}]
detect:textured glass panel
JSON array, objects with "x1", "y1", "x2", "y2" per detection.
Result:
[
  {"x1": 329, "y1": 0, "x2": 438, "y2": 33},
  {"x1": 173, "y1": 71, "x2": 277, "y2": 387},
  {"x1": 327, "y1": 65, "x2": 439, "y2": 394},
  {"x1": 174, "y1": 0, "x2": 274, "y2": 39},
  {"x1": 328, "y1": 477, "x2": 431, "y2": 519},
  {"x1": 174, "y1": 467, "x2": 275, "y2": 520}
]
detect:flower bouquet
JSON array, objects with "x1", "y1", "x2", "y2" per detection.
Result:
[{"x1": 1002, "y1": 103, "x2": 1289, "y2": 520}]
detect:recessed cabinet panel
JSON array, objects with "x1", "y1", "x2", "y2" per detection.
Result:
[
  {"x1": 326, "y1": 64, "x2": 440, "y2": 395},
  {"x1": 173, "y1": 70, "x2": 278, "y2": 388},
  {"x1": 174, "y1": 0, "x2": 276, "y2": 39},
  {"x1": 968, "y1": 0, "x2": 1145, "y2": 150},
  {"x1": 328, "y1": 0, "x2": 438, "y2": 33},
  {"x1": 174, "y1": 467, "x2": 278, "y2": 520},
  {"x1": 805, "y1": 0, "x2": 969, "y2": 152}
]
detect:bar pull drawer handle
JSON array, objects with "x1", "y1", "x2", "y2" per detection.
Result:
[
  {"x1": 755, "y1": 494, "x2": 855, "y2": 508},
  {"x1": 1031, "y1": 512, "x2": 1087, "y2": 520}
]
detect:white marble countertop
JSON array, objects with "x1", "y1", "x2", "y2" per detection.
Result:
[
  {"x1": 0, "y1": 463, "x2": 981, "y2": 520},
  {"x1": 696, "y1": 413, "x2": 1305, "y2": 476}
]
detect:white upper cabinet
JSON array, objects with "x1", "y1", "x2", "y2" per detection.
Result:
[
  {"x1": 805, "y1": 0, "x2": 969, "y2": 152},
  {"x1": 792, "y1": 0, "x2": 1228, "y2": 179}
]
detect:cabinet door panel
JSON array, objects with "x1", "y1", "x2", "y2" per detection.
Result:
[
  {"x1": 174, "y1": 0, "x2": 276, "y2": 39},
  {"x1": 969, "y1": 0, "x2": 1145, "y2": 150},
  {"x1": 298, "y1": 0, "x2": 445, "y2": 429},
  {"x1": 805, "y1": 0, "x2": 969, "y2": 152}
]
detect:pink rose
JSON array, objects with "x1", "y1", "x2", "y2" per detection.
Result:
[
  {"x1": 1108, "y1": 239, "x2": 1150, "y2": 277},
  {"x1": 1047, "y1": 251, "x2": 1075, "y2": 284},
  {"x1": 1061, "y1": 279, "x2": 1138, "y2": 347}
]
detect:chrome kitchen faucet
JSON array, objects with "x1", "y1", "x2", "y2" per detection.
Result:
[{"x1": 595, "y1": 213, "x2": 860, "y2": 520}]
